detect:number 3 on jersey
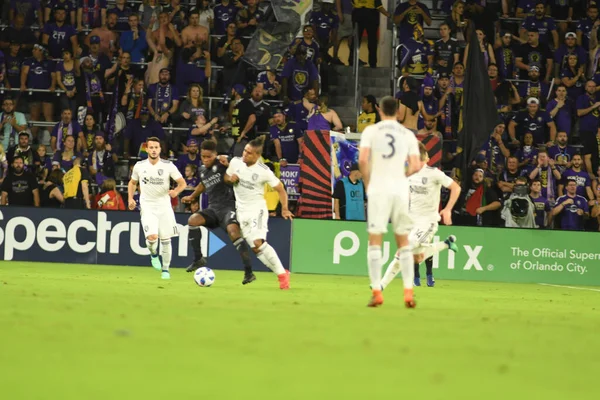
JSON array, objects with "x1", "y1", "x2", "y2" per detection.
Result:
[{"x1": 382, "y1": 134, "x2": 395, "y2": 159}]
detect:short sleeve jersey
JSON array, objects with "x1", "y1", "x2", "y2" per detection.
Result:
[
  {"x1": 131, "y1": 158, "x2": 182, "y2": 209},
  {"x1": 226, "y1": 157, "x2": 280, "y2": 212}
]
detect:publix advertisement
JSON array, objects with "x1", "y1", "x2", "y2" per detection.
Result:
[{"x1": 291, "y1": 219, "x2": 600, "y2": 286}]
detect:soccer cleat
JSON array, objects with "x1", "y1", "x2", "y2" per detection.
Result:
[
  {"x1": 150, "y1": 255, "x2": 162, "y2": 271},
  {"x1": 445, "y1": 235, "x2": 458, "y2": 253},
  {"x1": 426, "y1": 274, "x2": 435, "y2": 287},
  {"x1": 414, "y1": 277, "x2": 421, "y2": 286},
  {"x1": 185, "y1": 257, "x2": 207, "y2": 273},
  {"x1": 404, "y1": 288, "x2": 416, "y2": 308},
  {"x1": 161, "y1": 270, "x2": 170, "y2": 280},
  {"x1": 242, "y1": 273, "x2": 257, "y2": 285},
  {"x1": 367, "y1": 289, "x2": 384, "y2": 307},
  {"x1": 278, "y1": 269, "x2": 290, "y2": 290}
]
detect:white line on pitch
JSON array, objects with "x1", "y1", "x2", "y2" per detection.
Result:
[{"x1": 538, "y1": 283, "x2": 600, "y2": 292}]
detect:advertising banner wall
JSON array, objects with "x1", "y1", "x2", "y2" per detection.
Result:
[
  {"x1": 0, "y1": 208, "x2": 291, "y2": 271},
  {"x1": 291, "y1": 219, "x2": 600, "y2": 286},
  {"x1": 280, "y1": 164, "x2": 300, "y2": 201}
]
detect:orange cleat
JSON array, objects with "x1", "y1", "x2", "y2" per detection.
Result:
[
  {"x1": 404, "y1": 288, "x2": 416, "y2": 308},
  {"x1": 367, "y1": 289, "x2": 384, "y2": 307},
  {"x1": 278, "y1": 270, "x2": 290, "y2": 290}
]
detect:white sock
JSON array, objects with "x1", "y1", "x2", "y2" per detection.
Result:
[
  {"x1": 398, "y1": 246, "x2": 414, "y2": 290},
  {"x1": 420, "y1": 242, "x2": 449, "y2": 260},
  {"x1": 160, "y1": 239, "x2": 172, "y2": 271},
  {"x1": 146, "y1": 239, "x2": 158, "y2": 256},
  {"x1": 381, "y1": 251, "x2": 402, "y2": 290},
  {"x1": 257, "y1": 242, "x2": 286, "y2": 275},
  {"x1": 367, "y1": 245, "x2": 383, "y2": 291}
]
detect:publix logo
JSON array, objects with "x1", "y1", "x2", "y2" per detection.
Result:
[{"x1": 332, "y1": 230, "x2": 484, "y2": 271}]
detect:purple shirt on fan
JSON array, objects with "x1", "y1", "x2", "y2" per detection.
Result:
[
  {"x1": 108, "y1": 6, "x2": 133, "y2": 31},
  {"x1": 561, "y1": 169, "x2": 592, "y2": 198},
  {"x1": 23, "y1": 58, "x2": 55, "y2": 89},
  {"x1": 516, "y1": 0, "x2": 539, "y2": 14},
  {"x1": 270, "y1": 122, "x2": 302, "y2": 163},
  {"x1": 521, "y1": 16, "x2": 557, "y2": 46},
  {"x1": 560, "y1": 68, "x2": 585, "y2": 100},
  {"x1": 10, "y1": 0, "x2": 40, "y2": 26},
  {"x1": 554, "y1": 45, "x2": 588, "y2": 71},
  {"x1": 576, "y1": 94, "x2": 600, "y2": 132},
  {"x1": 147, "y1": 83, "x2": 180, "y2": 115},
  {"x1": 290, "y1": 39, "x2": 320, "y2": 64},
  {"x1": 284, "y1": 101, "x2": 308, "y2": 132},
  {"x1": 547, "y1": 144, "x2": 577, "y2": 170},
  {"x1": 309, "y1": 10, "x2": 339, "y2": 41},
  {"x1": 281, "y1": 57, "x2": 319, "y2": 101},
  {"x1": 52, "y1": 150, "x2": 83, "y2": 172},
  {"x1": 43, "y1": 23, "x2": 77, "y2": 58},
  {"x1": 530, "y1": 194, "x2": 551, "y2": 228},
  {"x1": 418, "y1": 96, "x2": 438, "y2": 130},
  {"x1": 77, "y1": 0, "x2": 107, "y2": 28},
  {"x1": 394, "y1": 2, "x2": 431, "y2": 42},
  {"x1": 181, "y1": 176, "x2": 200, "y2": 199},
  {"x1": 554, "y1": 194, "x2": 589, "y2": 230},
  {"x1": 5, "y1": 54, "x2": 23, "y2": 88},
  {"x1": 511, "y1": 110, "x2": 553, "y2": 144},
  {"x1": 176, "y1": 154, "x2": 201, "y2": 176},
  {"x1": 546, "y1": 99, "x2": 572, "y2": 135},
  {"x1": 576, "y1": 17, "x2": 598, "y2": 51},
  {"x1": 56, "y1": 61, "x2": 77, "y2": 91},
  {"x1": 213, "y1": 2, "x2": 237, "y2": 35}
]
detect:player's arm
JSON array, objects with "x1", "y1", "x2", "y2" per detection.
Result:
[
  {"x1": 169, "y1": 177, "x2": 187, "y2": 198},
  {"x1": 127, "y1": 178, "x2": 139, "y2": 210},
  {"x1": 224, "y1": 158, "x2": 239, "y2": 184},
  {"x1": 358, "y1": 147, "x2": 371, "y2": 190},
  {"x1": 440, "y1": 180, "x2": 461, "y2": 225},
  {"x1": 272, "y1": 180, "x2": 293, "y2": 219},
  {"x1": 182, "y1": 182, "x2": 206, "y2": 203}
]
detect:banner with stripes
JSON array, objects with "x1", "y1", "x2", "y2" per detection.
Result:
[
  {"x1": 296, "y1": 130, "x2": 333, "y2": 219},
  {"x1": 417, "y1": 133, "x2": 442, "y2": 168}
]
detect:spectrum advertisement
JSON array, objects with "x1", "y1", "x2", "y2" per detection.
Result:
[{"x1": 291, "y1": 219, "x2": 600, "y2": 286}]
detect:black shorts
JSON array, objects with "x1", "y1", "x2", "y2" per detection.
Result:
[{"x1": 199, "y1": 207, "x2": 238, "y2": 231}]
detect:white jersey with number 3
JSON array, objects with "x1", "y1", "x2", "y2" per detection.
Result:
[
  {"x1": 409, "y1": 165, "x2": 455, "y2": 224},
  {"x1": 359, "y1": 120, "x2": 420, "y2": 195},
  {"x1": 131, "y1": 159, "x2": 182, "y2": 209},
  {"x1": 226, "y1": 157, "x2": 281, "y2": 212}
]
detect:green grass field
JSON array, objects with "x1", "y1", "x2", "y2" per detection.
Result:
[{"x1": 1, "y1": 262, "x2": 598, "y2": 400}]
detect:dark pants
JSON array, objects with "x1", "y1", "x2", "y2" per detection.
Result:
[
  {"x1": 64, "y1": 197, "x2": 85, "y2": 209},
  {"x1": 350, "y1": 8, "x2": 379, "y2": 68}
]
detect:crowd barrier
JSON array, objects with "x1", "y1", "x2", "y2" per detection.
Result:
[{"x1": 2, "y1": 208, "x2": 599, "y2": 286}]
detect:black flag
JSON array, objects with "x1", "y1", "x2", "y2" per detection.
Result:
[{"x1": 457, "y1": 28, "x2": 499, "y2": 184}]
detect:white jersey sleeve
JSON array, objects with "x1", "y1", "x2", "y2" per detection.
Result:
[
  {"x1": 409, "y1": 166, "x2": 451, "y2": 223},
  {"x1": 433, "y1": 168, "x2": 455, "y2": 188},
  {"x1": 359, "y1": 128, "x2": 373, "y2": 149},
  {"x1": 131, "y1": 162, "x2": 141, "y2": 181},
  {"x1": 226, "y1": 157, "x2": 241, "y2": 176},
  {"x1": 168, "y1": 161, "x2": 183, "y2": 181},
  {"x1": 262, "y1": 165, "x2": 281, "y2": 188},
  {"x1": 407, "y1": 133, "x2": 420, "y2": 157}
]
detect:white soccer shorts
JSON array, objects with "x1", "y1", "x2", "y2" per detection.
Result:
[
  {"x1": 237, "y1": 206, "x2": 269, "y2": 245},
  {"x1": 367, "y1": 193, "x2": 413, "y2": 235},
  {"x1": 141, "y1": 207, "x2": 179, "y2": 240},
  {"x1": 408, "y1": 222, "x2": 438, "y2": 254}
]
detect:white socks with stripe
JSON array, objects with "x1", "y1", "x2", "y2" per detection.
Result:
[
  {"x1": 257, "y1": 242, "x2": 286, "y2": 275},
  {"x1": 146, "y1": 239, "x2": 158, "y2": 256},
  {"x1": 160, "y1": 239, "x2": 172, "y2": 271},
  {"x1": 368, "y1": 245, "x2": 383, "y2": 291},
  {"x1": 381, "y1": 246, "x2": 414, "y2": 290}
]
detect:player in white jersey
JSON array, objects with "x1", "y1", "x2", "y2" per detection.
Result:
[
  {"x1": 358, "y1": 96, "x2": 421, "y2": 308},
  {"x1": 127, "y1": 137, "x2": 187, "y2": 280},
  {"x1": 224, "y1": 137, "x2": 293, "y2": 289},
  {"x1": 381, "y1": 142, "x2": 461, "y2": 290}
]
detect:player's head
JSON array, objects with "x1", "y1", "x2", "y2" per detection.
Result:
[
  {"x1": 378, "y1": 96, "x2": 397, "y2": 119},
  {"x1": 146, "y1": 137, "x2": 161, "y2": 160},
  {"x1": 200, "y1": 140, "x2": 217, "y2": 167},
  {"x1": 418, "y1": 142, "x2": 429, "y2": 164},
  {"x1": 243, "y1": 137, "x2": 265, "y2": 165}
]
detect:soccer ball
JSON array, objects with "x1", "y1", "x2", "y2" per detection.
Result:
[{"x1": 194, "y1": 267, "x2": 216, "y2": 287}]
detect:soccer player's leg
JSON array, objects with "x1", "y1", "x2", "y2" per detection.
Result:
[
  {"x1": 417, "y1": 231, "x2": 458, "y2": 287},
  {"x1": 391, "y1": 195, "x2": 416, "y2": 308},
  {"x1": 141, "y1": 210, "x2": 161, "y2": 271},
  {"x1": 186, "y1": 210, "x2": 216, "y2": 272},
  {"x1": 157, "y1": 210, "x2": 179, "y2": 280},
  {"x1": 221, "y1": 208, "x2": 255, "y2": 285},
  {"x1": 381, "y1": 226, "x2": 422, "y2": 289},
  {"x1": 365, "y1": 195, "x2": 391, "y2": 307}
]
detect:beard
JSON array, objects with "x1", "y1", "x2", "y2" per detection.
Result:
[{"x1": 14, "y1": 167, "x2": 24, "y2": 174}]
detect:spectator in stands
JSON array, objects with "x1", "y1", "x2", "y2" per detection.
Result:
[
  {"x1": 515, "y1": 131, "x2": 538, "y2": 173},
  {"x1": 179, "y1": 84, "x2": 206, "y2": 129},
  {"x1": 393, "y1": 0, "x2": 432, "y2": 43},
  {"x1": 458, "y1": 168, "x2": 502, "y2": 227},
  {"x1": 508, "y1": 97, "x2": 556, "y2": 146},
  {"x1": 36, "y1": 144, "x2": 52, "y2": 182},
  {"x1": 76, "y1": 57, "x2": 106, "y2": 122},
  {"x1": 121, "y1": 77, "x2": 145, "y2": 122},
  {"x1": 559, "y1": 153, "x2": 594, "y2": 199},
  {"x1": 62, "y1": 156, "x2": 91, "y2": 209},
  {"x1": 445, "y1": 0, "x2": 469, "y2": 45},
  {"x1": 213, "y1": 0, "x2": 238, "y2": 35},
  {"x1": 94, "y1": 178, "x2": 125, "y2": 210},
  {"x1": 151, "y1": 11, "x2": 183, "y2": 51},
  {"x1": 555, "y1": 32, "x2": 588, "y2": 71},
  {"x1": 120, "y1": 14, "x2": 148, "y2": 64},
  {"x1": 304, "y1": 93, "x2": 343, "y2": 132},
  {"x1": 417, "y1": 117, "x2": 441, "y2": 139},
  {"x1": 190, "y1": 0, "x2": 214, "y2": 31},
  {"x1": 110, "y1": 0, "x2": 134, "y2": 31},
  {"x1": 81, "y1": 114, "x2": 102, "y2": 156},
  {"x1": 86, "y1": 12, "x2": 120, "y2": 58},
  {"x1": 77, "y1": 0, "x2": 107, "y2": 30},
  {"x1": 7, "y1": 132, "x2": 39, "y2": 173},
  {"x1": 576, "y1": 4, "x2": 598, "y2": 50},
  {"x1": 286, "y1": 88, "x2": 311, "y2": 132},
  {"x1": 510, "y1": 0, "x2": 538, "y2": 18},
  {"x1": 257, "y1": 70, "x2": 281, "y2": 100},
  {"x1": 56, "y1": 49, "x2": 78, "y2": 117},
  {"x1": 271, "y1": 108, "x2": 303, "y2": 165},
  {"x1": 0, "y1": 98, "x2": 28, "y2": 150},
  {"x1": 399, "y1": 24, "x2": 434, "y2": 75},
  {"x1": 397, "y1": 76, "x2": 437, "y2": 134},
  {"x1": 350, "y1": 0, "x2": 389, "y2": 68},
  {"x1": 88, "y1": 132, "x2": 116, "y2": 185},
  {"x1": 560, "y1": 54, "x2": 586, "y2": 100},
  {"x1": 419, "y1": 75, "x2": 439, "y2": 130},
  {"x1": 583, "y1": 127, "x2": 600, "y2": 179},
  {"x1": 43, "y1": 6, "x2": 78, "y2": 59},
  {"x1": 0, "y1": 14, "x2": 37, "y2": 54},
  {"x1": 182, "y1": 163, "x2": 199, "y2": 198},
  {"x1": 553, "y1": 180, "x2": 589, "y2": 230},
  {"x1": 517, "y1": 65, "x2": 549, "y2": 106},
  {"x1": 310, "y1": 0, "x2": 338, "y2": 64},
  {"x1": 333, "y1": 0, "x2": 353, "y2": 65},
  {"x1": 236, "y1": 0, "x2": 263, "y2": 37},
  {"x1": 480, "y1": 122, "x2": 510, "y2": 176},
  {"x1": 52, "y1": 135, "x2": 82, "y2": 172},
  {"x1": 290, "y1": 25, "x2": 321, "y2": 65},
  {"x1": 550, "y1": 0, "x2": 572, "y2": 38},
  {"x1": 40, "y1": 169, "x2": 64, "y2": 208},
  {"x1": 51, "y1": 108, "x2": 83, "y2": 152},
  {"x1": 1, "y1": 155, "x2": 40, "y2": 207},
  {"x1": 219, "y1": 37, "x2": 246, "y2": 92},
  {"x1": 494, "y1": 31, "x2": 518, "y2": 80},
  {"x1": 182, "y1": 9, "x2": 209, "y2": 49},
  {"x1": 166, "y1": 0, "x2": 187, "y2": 32},
  {"x1": 434, "y1": 23, "x2": 460, "y2": 75},
  {"x1": 529, "y1": 179, "x2": 551, "y2": 228},
  {"x1": 189, "y1": 114, "x2": 219, "y2": 147},
  {"x1": 0, "y1": 144, "x2": 7, "y2": 184},
  {"x1": 230, "y1": 84, "x2": 256, "y2": 153},
  {"x1": 548, "y1": 131, "x2": 576, "y2": 173},
  {"x1": 529, "y1": 149, "x2": 561, "y2": 203},
  {"x1": 520, "y1": 1, "x2": 559, "y2": 49},
  {"x1": 464, "y1": 29, "x2": 496, "y2": 67},
  {"x1": 357, "y1": 95, "x2": 379, "y2": 133},
  {"x1": 546, "y1": 85, "x2": 572, "y2": 136},
  {"x1": 250, "y1": 85, "x2": 272, "y2": 134},
  {"x1": 176, "y1": 138, "x2": 202, "y2": 174},
  {"x1": 123, "y1": 108, "x2": 167, "y2": 158},
  {"x1": 576, "y1": 80, "x2": 600, "y2": 142},
  {"x1": 281, "y1": 47, "x2": 319, "y2": 102},
  {"x1": 4, "y1": 41, "x2": 24, "y2": 91},
  {"x1": 21, "y1": 44, "x2": 56, "y2": 143},
  {"x1": 83, "y1": 35, "x2": 113, "y2": 80},
  {"x1": 9, "y1": 0, "x2": 43, "y2": 28},
  {"x1": 498, "y1": 156, "x2": 523, "y2": 201},
  {"x1": 490, "y1": 64, "x2": 521, "y2": 119},
  {"x1": 147, "y1": 68, "x2": 180, "y2": 127},
  {"x1": 217, "y1": 22, "x2": 238, "y2": 59},
  {"x1": 333, "y1": 163, "x2": 366, "y2": 220},
  {"x1": 139, "y1": 0, "x2": 161, "y2": 30},
  {"x1": 516, "y1": 30, "x2": 553, "y2": 82},
  {"x1": 176, "y1": 47, "x2": 211, "y2": 97}
]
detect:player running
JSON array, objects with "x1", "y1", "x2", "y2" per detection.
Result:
[
  {"x1": 224, "y1": 137, "x2": 293, "y2": 289},
  {"x1": 380, "y1": 142, "x2": 461, "y2": 290},
  {"x1": 181, "y1": 140, "x2": 256, "y2": 285},
  {"x1": 358, "y1": 96, "x2": 421, "y2": 308},
  {"x1": 128, "y1": 137, "x2": 187, "y2": 280}
]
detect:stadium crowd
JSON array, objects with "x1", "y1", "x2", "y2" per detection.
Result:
[{"x1": 0, "y1": 0, "x2": 599, "y2": 232}]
